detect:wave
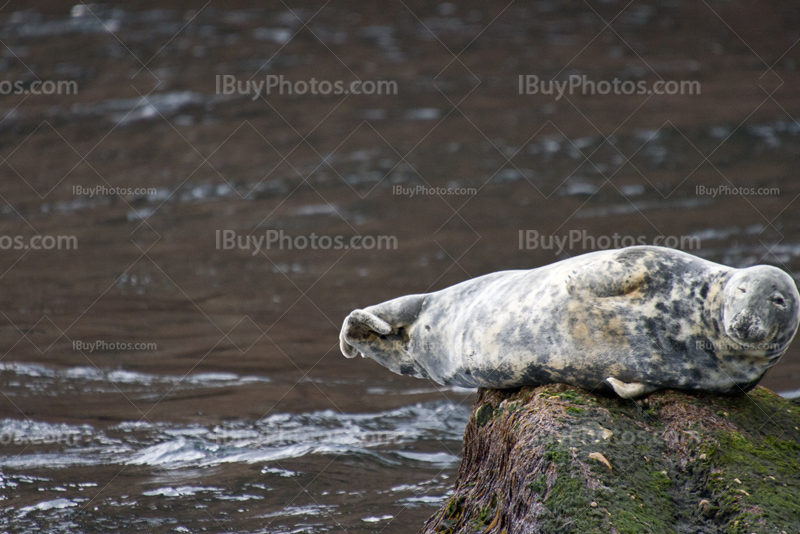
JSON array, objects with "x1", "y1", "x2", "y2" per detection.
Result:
[{"x1": 0, "y1": 401, "x2": 469, "y2": 470}]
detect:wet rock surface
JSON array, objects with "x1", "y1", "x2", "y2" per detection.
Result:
[{"x1": 421, "y1": 385, "x2": 800, "y2": 534}]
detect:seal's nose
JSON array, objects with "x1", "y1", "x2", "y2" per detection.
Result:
[
  {"x1": 733, "y1": 316, "x2": 750, "y2": 336},
  {"x1": 732, "y1": 313, "x2": 767, "y2": 342}
]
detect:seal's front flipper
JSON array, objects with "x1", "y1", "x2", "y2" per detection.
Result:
[
  {"x1": 606, "y1": 377, "x2": 657, "y2": 399},
  {"x1": 340, "y1": 309, "x2": 392, "y2": 358}
]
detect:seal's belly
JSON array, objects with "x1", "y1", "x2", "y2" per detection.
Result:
[{"x1": 444, "y1": 287, "x2": 727, "y2": 390}]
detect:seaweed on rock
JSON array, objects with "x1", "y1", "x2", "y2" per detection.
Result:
[{"x1": 420, "y1": 384, "x2": 800, "y2": 534}]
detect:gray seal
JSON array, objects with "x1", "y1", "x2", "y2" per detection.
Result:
[{"x1": 339, "y1": 246, "x2": 800, "y2": 398}]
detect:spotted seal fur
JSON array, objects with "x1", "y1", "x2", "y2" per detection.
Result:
[{"x1": 339, "y1": 246, "x2": 800, "y2": 398}]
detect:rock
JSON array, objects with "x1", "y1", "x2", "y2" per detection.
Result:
[{"x1": 420, "y1": 384, "x2": 800, "y2": 533}]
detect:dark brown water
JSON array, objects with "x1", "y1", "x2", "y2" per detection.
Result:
[{"x1": 1, "y1": 1, "x2": 799, "y2": 532}]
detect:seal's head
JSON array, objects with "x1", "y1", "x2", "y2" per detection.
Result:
[{"x1": 722, "y1": 265, "x2": 800, "y2": 355}]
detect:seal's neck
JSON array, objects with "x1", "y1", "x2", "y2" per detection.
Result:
[{"x1": 705, "y1": 270, "x2": 732, "y2": 330}]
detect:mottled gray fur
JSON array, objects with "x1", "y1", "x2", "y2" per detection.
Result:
[{"x1": 340, "y1": 246, "x2": 800, "y2": 397}]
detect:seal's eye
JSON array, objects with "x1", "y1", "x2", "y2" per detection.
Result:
[
  {"x1": 770, "y1": 295, "x2": 786, "y2": 307},
  {"x1": 737, "y1": 287, "x2": 747, "y2": 293}
]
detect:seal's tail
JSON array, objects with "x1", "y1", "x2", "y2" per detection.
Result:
[{"x1": 340, "y1": 309, "x2": 392, "y2": 358}]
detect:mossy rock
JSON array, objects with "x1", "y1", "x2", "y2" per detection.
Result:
[{"x1": 420, "y1": 384, "x2": 800, "y2": 534}]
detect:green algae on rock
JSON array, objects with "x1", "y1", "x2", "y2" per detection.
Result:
[{"x1": 420, "y1": 384, "x2": 800, "y2": 534}]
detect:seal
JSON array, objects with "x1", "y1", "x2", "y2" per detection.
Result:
[{"x1": 339, "y1": 246, "x2": 800, "y2": 398}]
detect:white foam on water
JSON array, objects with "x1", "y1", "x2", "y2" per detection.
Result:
[
  {"x1": 142, "y1": 486, "x2": 220, "y2": 497},
  {"x1": 261, "y1": 467, "x2": 300, "y2": 477},
  {"x1": 393, "y1": 451, "x2": 460, "y2": 466},
  {"x1": 576, "y1": 197, "x2": 714, "y2": 218},
  {"x1": 0, "y1": 361, "x2": 270, "y2": 397},
  {"x1": 362, "y1": 514, "x2": 393, "y2": 522},
  {"x1": 216, "y1": 494, "x2": 264, "y2": 501},
  {"x1": 397, "y1": 492, "x2": 452, "y2": 506},
  {"x1": 690, "y1": 224, "x2": 765, "y2": 242},
  {"x1": 0, "y1": 401, "x2": 468, "y2": 470},
  {"x1": 125, "y1": 401, "x2": 467, "y2": 467},
  {"x1": 127, "y1": 438, "x2": 208, "y2": 466},
  {"x1": 367, "y1": 385, "x2": 476, "y2": 395},
  {"x1": 16, "y1": 498, "x2": 84, "y2": 518},
  {"x1": 290, "y1": 204, "x2": 340, "y2": 216},
  {"x1": 259, "y1": 504, "x2": 338, "y2": 519},
  {"x1": 405, "y1": 108, "x2": 441, "y2": 120}
]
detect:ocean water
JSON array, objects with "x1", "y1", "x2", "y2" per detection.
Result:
[{"x1": 1, "y1": 2, "x2": 799, "y2": 532}]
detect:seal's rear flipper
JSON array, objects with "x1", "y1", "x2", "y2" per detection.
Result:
[
  {"x1": 340, "y1": 309, "x2": 392, "y2": 358},
  {"x1": 606, "y1": 377, "x2": 657, "y2": 399},
  {"x1": 340, "y1": 295, "x2": 426, "y2": 359}
]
